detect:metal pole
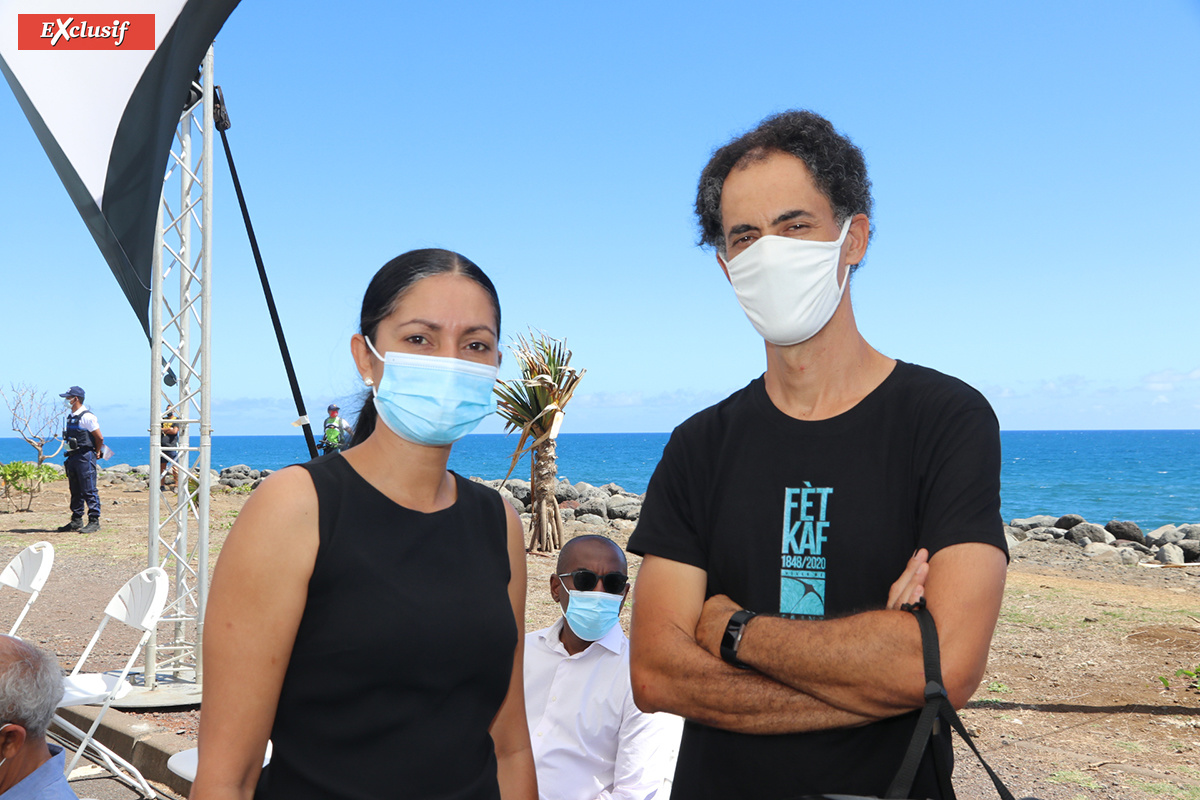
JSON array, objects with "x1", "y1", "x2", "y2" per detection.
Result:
[
  {"x1": 196, "y1": 45, "x2": 215, "y2": 682},
  {"x1": 128, "y1": 47, "x2": 214, "y2": 706},
  {"x1": 176, "y1": 85, "x2": 192, "y2": 668},
  {"x1": 146, "y1": 202, "x2": 165, "y2": 690}
]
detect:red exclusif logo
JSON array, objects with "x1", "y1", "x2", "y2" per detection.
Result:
[{"x1": 17, "y1": 14, "x2": 154, "y2": 50}]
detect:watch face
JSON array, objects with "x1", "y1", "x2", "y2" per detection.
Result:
[{"x1": 720, "y1": 611, "x2": 755, "y2": 668}]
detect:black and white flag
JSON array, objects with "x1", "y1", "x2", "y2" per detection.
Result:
[{"x1": 0, "y1": 0, "x2": 240, "y2": 334}]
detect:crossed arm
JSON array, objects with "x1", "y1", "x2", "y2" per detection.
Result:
[{"x1": 628, "y1": 543, "x2": 1006, "y2": 735}]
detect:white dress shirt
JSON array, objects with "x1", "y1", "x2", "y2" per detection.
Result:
[{"x1": 524, "y1": 617, "x2": 682, "y2": 800}]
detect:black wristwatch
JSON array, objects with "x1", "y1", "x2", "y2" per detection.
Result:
[{"x1": 720, "y1": 609, "x2": 758, "y2": 669}]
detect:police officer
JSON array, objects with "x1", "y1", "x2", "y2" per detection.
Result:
[
  {"x1": 57, "y1": 386, "x2": 103, "y2": 533},
  {"x1": 320, "y1": 403, "x2": 352, "y2": 454}
]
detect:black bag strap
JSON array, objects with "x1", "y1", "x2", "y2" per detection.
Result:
[{"x1": 884, "y1": 599, "x2": 1017, "y2": 800}]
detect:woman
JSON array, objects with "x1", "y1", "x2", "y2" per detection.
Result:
[{"x1": 191, "y1": 250, "x2": 536, "y2": 800}]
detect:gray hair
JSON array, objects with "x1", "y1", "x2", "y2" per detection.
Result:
[{"x1": 0, "y1": 635, "x2": 64, "y2": 738}]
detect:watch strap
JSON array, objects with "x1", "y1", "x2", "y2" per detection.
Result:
[{"x1": 719, "y1": 608, "x2": 758, "y2": 669}]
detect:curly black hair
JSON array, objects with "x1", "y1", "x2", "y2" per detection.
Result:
[{"x1": 695, "y1": 110, "x2": 874, "y2": 262}]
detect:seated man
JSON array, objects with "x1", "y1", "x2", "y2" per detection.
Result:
[
  {"x1": 0, "y1": 634, "x2": 79, "y2": 798},
  {"x1": 524, "y1": 535, "x2": 681, "y2": 800}
]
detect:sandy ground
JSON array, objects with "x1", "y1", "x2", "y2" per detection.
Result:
[{"x1": 3, "y1": 477, "x2": 1200, "y2": 800}]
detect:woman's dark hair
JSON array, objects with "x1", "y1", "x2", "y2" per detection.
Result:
[{"x1": 349, "y1": 249, "x2": 500, "y2": 446}]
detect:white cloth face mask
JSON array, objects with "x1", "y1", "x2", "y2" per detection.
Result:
[{"x1": 719, "y1": 217, "x2": 853, "y2": 346}]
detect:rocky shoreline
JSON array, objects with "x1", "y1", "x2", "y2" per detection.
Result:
[
  {"x1": 477, "y1": 476, "x2": 644, "y2": 524},
  {"x1": 1007, "y1": 513, "x2": 1200, "y2": 565},
  {"x1": 28, "y1": 462, "x2": 1200, "y2": 563},
  {"x1": 77, "y1": 463, "x2": 648, "y2": 524}
]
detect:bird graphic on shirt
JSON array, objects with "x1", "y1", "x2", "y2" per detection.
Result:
[{"x1": 780, "y1": 575, "x2": 825, "y2": 616}]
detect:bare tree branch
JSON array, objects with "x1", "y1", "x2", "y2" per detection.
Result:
[{"x1": 0, "y1": 383, "x2": 64, "y2": 466}]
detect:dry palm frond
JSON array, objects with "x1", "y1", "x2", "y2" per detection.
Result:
[{"x1": 494, "y1": 329, "x2": 586, "y2": 483}]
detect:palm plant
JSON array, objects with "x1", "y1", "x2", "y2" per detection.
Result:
[{"x1": 494, "y1": 330, "x2": 586, "y2": 553}]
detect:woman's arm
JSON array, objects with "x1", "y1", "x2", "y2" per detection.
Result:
[
  {"x1": 490, "y1": 503, "x2": 537, "y2": 800},
  {"x1": 190, "y1": 467, "x2": 320, "y2": 800}
]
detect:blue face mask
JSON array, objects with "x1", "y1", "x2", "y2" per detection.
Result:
[
  {"x1": 366, "y1": 337, "x2": 499, "y2": 446},
  {"x1": 563, "y1": 589, "x2": 623, "y2": 641}
]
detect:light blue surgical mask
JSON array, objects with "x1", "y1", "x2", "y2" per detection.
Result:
[
  {"x1": 563, "y1": 589, "x2": 623, "y2": 642},
  {"x1": 366, "y1": 337, "x2": 498, "y2": 446}
]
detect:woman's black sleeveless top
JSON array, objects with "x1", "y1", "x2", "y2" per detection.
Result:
[{"x1": 256, "y1": 454, "x2": 516, "y2": 799}]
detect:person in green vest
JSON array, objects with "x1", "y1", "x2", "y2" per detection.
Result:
[{"x1": 320, "y1": 403, "x2": 353, "y2": 454}]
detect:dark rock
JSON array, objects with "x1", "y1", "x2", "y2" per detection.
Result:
[
  {"x1": 1004, "y1": 525, "x2": 1028, "y2": 542},
  {"x1": 1151, "y1": 526, "x2": 1184, "y2": 546},
  {"x1": 498, "y1": 488, "x2": 524, "y2": 514},
  {"x1": 600, "y1": 482, "x2": 627, "y2": 496},
  {"x1": 504, "y1": 479, "x2": 531, "y2": 504},
  {"x1": 1176, "y1": 540, "x2": 1200, "y2": 563},
  {"x1": 554, "y1": 480, "x2": 580, "y2": 503},
  {"x1": 1069, "y1": 522, "x2": 1111, "y2": 545},
  {"x1": 1009, "y1": 515, "x2": 1058, "y2": 532},
  {"x1": 1156, "y1": 543, "x2": 1185, "y2": 565},
  {"x1": 1115, "y1": 540, "x2": 1153, "y2": 555},
  {"x1": 1105, "y1": 520, "x2": 1144, "y2": 545},
  {"x1": 1025, "y1": 527, "x2": 1062, "y2": 542},
  {"x1": 1032, "y1": 526, "x2": 1067, "y2": 539},
  {"x1": 606, "y1": 496, "x2": 641, "y2": 521},
  {"x1": 578, "y1": 496, "x2": 608, "y2": 518},
  {"x1": 1117, "y1": 548, "x2": 1142, "y2": 565},
  {"x1": 1054, "y1": 514, "x2": 1085, "y2": 530},
  {"x1": 1178, "y1": 524, "x2": 1200, "y2": 541},
  {"x1": 576, "y1": 513, "x2": 606, "y2": 527}
]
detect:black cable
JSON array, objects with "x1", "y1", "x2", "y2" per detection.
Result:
[{"x1": 212, "y1": 85, "x2": 318, "y2": 460}]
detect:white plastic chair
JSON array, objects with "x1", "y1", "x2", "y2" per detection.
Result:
[
  {"x1": 0, "y1": 541, "x2": 54, "y2": 636},
  {"x1": 53, "y1": 567, "x2": 169, "y2": 799},
  {"x1": 167, "y1": 740, "x2": 273, "y2": 783}
]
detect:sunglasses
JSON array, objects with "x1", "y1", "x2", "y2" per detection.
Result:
[{"x1": 557, "y1": 569, "x2": 628, "y2": 595}]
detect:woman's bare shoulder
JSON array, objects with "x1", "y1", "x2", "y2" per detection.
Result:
[{"x1": 224, "y1": 465, "x2": 319, "y2": 555}]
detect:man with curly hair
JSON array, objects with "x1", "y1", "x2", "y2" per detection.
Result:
[
  {"x1": 628, "y1": 110, "x2": 1008, "y2": 798},
  {"x1": 0, "y1": 635, "x2": 78, "y2": 798}
]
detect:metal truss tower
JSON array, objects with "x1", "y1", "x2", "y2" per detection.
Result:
[{"x1": 137, "y1": 45, "x2": 215, "y2": 702}]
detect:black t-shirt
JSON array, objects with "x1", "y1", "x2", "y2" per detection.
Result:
[
  {"x1": 628, "y1": 361, "x2": 1006, "y2": 799},
  {"x1": 161, "y1": 416, "x2": 180, "y2": 449}
]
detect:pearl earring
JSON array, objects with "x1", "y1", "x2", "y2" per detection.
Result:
[{"x1": 363, "y1": 376, "x2": 374, "y2": 387}]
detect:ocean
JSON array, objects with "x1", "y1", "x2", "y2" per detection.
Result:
[{"x1": 2, "y1": 430, "x2": 1197, "y2": 531}]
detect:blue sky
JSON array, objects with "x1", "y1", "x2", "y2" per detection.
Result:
[{"x1": 2, "y1": 1, "x2": 1198, "y2": 438}]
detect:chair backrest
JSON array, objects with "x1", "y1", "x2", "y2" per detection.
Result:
[
  {"x1": 103, "y1": 567, "x2": 169, "y2": 632},
  {"x1": 0, "y1": 541, "x2": 54, "y2": 594}
]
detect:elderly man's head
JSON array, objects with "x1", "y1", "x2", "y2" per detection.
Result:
[{"x1": 0, "y1": 635, "x2": 63, "y2": 771}]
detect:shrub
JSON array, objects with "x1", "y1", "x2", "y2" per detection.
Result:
[{"x1": 0, "y1": 461, "x2": 60, "y2": 512}]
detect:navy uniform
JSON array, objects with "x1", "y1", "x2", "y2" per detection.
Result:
[{"x1": 58, "y1": 386, "x2": 102, "y2": 533}]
